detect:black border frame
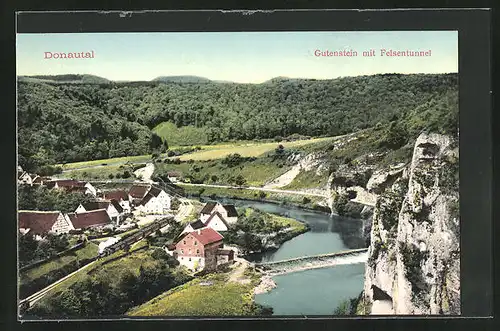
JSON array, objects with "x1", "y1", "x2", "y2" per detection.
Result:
[{"x1": 3, "y1": 7, "x2": 494, "y2": 331}]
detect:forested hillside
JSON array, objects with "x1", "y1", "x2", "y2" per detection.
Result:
[{"x1": 17, "y1": 73, "x2": 457, "y2": 172}]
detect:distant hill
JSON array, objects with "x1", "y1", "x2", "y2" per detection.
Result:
[
  {"x1": 17, "y1": 73, "x2": 458, "y2": 169},
  {"x1": 152, "y1": 76, "x2": 212, "y2": 83},
  {"x1": 18, "y1": 74, "x2": 111, "y2": 84}
]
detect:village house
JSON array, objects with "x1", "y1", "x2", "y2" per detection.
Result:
[
  {"x1": 200, "y1": 201, "x2": 238, "y2": 224},
  {"x1": 46, "y1": 179, "x2": 99, "y2": 197},
  {"x1": 133, "y1": 185, "x2": 172, "y2": 214},
  {"x1": 204, "y1": 211, "x2": 230, "y2": 232},
  {"x1": 75, "y1": 200, "x2": 125, "y2": 225},
  {"x1": 32, "y1": 176, "x2": 51, "y2": 186},
  {"x1": 66, "y1": 209, "x2": 112, "y2": 231},
  {"x1": 102, "y1": 190, "x2": 131, "y2": 213},
  {"x1": 175, "y1": 228, "x2": 226, "y2": 272},
  {"x1": 180, "y1": 219, "x2": 206, "y2": 235},
  {"x1": 128, "y1": 185, "x2": 150, "y2": 206},
  {"x1": 166, "y1": 171, "x2": 182, "y2": 183},
  {"x1": 18, "y1": 210, "x2": 74, "y2": 240},
  {"x1": 17, "y1": 172, "x2": 37, "y2": 186}
]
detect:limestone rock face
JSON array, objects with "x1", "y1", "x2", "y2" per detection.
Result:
[{"x1": 363, "y1": 132, "x2": 460, "y2": 315}]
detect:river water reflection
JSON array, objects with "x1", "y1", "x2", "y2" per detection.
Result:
[{"x1": 198, "y1": 197, "x2": 368, "y2": 315}]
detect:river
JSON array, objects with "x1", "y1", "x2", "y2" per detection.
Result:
[{"x1": 199, "y1": 197, "x2": 368, "y2": 316}]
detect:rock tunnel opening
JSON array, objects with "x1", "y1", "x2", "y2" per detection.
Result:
[{"x1": 371, "y1": 284, "x2": 393, "y2": 302}]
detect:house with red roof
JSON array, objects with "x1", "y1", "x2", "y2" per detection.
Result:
[
  {"x1": 46, "y1": 179, "x2": 98, "y2": 197},
  {"x1": 174, "y1": 227, "x2": 233, "y2": 271},
  {"x1": 75, "y1": 199, "x2": 125, "y2": 224},
  {"x1": 67, "y1": 209, "x2": 112, "y2": 230},
  {"x1": 18, "y1": 210, "x2": 74, "y2": 240},
  {"x1": 128, "y1": 185, "x2": 151, "y2": 205},
  {"x1": 102, "y1": 190, "x2": 131, "y2": 213},
  {"x1": 200, "y1": 201, "x2": 238, "y2": 224}
]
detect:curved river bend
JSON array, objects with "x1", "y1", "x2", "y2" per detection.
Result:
[{"x1": 202, "y1": 197, "x2": 368, "y2": 316}]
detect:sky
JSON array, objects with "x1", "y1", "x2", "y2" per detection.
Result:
[{"x1": 16, "y1": 31, "x2": 458, "y2": 83}]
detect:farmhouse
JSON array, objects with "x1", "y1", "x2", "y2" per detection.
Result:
[
  {"x1": 135, "y1": 186, "x2": 172, "y2": 214},
  {"x1": 18, "y1": 210, "x2": 74, "y2": 239},
  {"x1": 200, "y1": 201, "x2": 238, "y2": 224},
  {"x1": 102, "y1": 190, "x2": 131, "y2": 213},
  {"x1": 175, "y1": 228, "x2": 225, "y2": 271},
  {"x1": 180, "y1": 219, "x2": 206, "y2": 235},
  {"x1": 46, "y1": 180, "x2": 98, "y2": 197},
  {"x1": 128, "y1": 185, "x2": 150, "y2": 205},
  {"x1": 67, "y1": 209, "x2": 112, "y2": 230},
  {"x1": 18, "y1": 172, "x2": 36, "y2": 186},
  {"x1": 167, "y1": 171, "x2": 182, "y2": 183},
  {"x1": 204, "y1": 211, "x2": 230, "y2": 232},
  {"x1": 75, "y1": 199, "x2": 125, "y2": 224}
]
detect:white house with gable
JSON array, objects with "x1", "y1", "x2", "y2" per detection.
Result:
[
  {"x1": 200, "y1": 201, "x2": 238, "y2": 224},
  {"x1": 135, "y1": 186, "x2": 172, "y2": 214}
]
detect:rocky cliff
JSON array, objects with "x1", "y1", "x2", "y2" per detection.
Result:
[{"x1": 362, "y1": 132, "x2": 460, "y2": 315}]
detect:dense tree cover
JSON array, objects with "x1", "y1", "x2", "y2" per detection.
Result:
[
  {"x1": 26, "y1": 251, "x2": 192, "y2": 318},
  {"x1": 18, "y1": 73, "x2": 457, "y2": 171},
  {"x1": 19, "y1": 233, "x2": 71, "y2": 267},
  {"x1": 18, "y1": 186, "x2": 96, "y2": 213},
  {"x1": 224, "y1": 209, "x2": 288, "y2": 253}
]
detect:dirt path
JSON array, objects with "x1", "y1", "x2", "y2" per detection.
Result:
[
  {"x1": 134, "y1": 163, "x2": 155, "y2": 183},
  {"x1": 228, "y1": 258, "x2": 251, "y2": 284},
  {"x1": 180, "y1": 182, "x2": 327, "y2": 197}
]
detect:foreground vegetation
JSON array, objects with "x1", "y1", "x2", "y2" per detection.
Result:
[
  {"x1": 19, "y1": 241, "x2": 98, "y2": 299},
  {"x1": 127, "y1": 267, "x2": 267, "y2": 316},
  {"x1": 25, "y1": 247, "x2": 192, "y2": 318}
]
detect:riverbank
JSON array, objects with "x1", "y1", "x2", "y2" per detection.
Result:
[{"x1": 183, "y1": 184, "x2": 332, "y2": 214}]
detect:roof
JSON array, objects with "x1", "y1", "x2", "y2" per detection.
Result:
[
  {"x1": 167, "y1": 171, "x2": 182, "y2": 177},
  {"x1": 103, "y1": 190, "x2": 128, "y2": 201},
  {"x1": 217, "y1": 249, "x2": 234, "y2": 256},
  {"x1": 189, "y1": 219, "x2": 206, "y2": 230},
  {"x1": 200, "y1": 201, "x2": 217, "y2": 214},
  {"x1": 148, "y1": 186, "x2": 162, "y2": 197},
  {"x1": 166, "y1": 244, "x2": 176, "y2": 251},
  {"x1": 138, "y1": 186, "x2": 166, "y2": 206},
  {"x1": 223, "y1": 204, "x2": 238, "y2": 217},
  {"x1": 67, "y1": 209, "x2": 111, "y2": 229},
  {"x1": 109, "y1": 199, "x2": 124, "y2": 213},
  {"x1": 18, "y1": 211, "x2": 62, "y2": 235},
  {"x1": 177, "y1": 227, "x2": 223, "y2": 246},
  {"x1": 47, "y1": 179, "x2": 86, "y2": 188},
  {"x1": 65, "y1": 186, "x2": 89, "y2": 194},
  {"x1": 82, "y1": 201, "x2": 110, "y2": 211},
  {"x1": 204, "y1": 211, "x2": 229, "y2": 228},
  {"x1": 128, "y1": 185, "x2": 150, "y2": 199}
]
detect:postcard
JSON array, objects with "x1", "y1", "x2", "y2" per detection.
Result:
[{"x1": 16, "y1": 29, "x2": 460, "y2": 319}]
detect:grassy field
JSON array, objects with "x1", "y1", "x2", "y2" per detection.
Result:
[
  {"x1": 58, "y1": 137, "x2": 332, "y2": 170},
  {"x1": 152, "y1": 121, "x2": 209, "y2": 146},
  {"x1": 269, "y1": 214, "x2": 307, "y2": 231},
  {"x1": 175, "y1": 137, "x2": 332, "y2": 161},
  {"x1": 155, "y1": 157, "x2": 290, "y2": 187},
  {"x1": 282, "y1": 169, "x2": 329, "y2": 190},
  {"x1": 127, "y1": 271, "x2": 261, "y2": 316},
  {"x1": 20, "y1": 242, "x2": 99, "y2": 282}
]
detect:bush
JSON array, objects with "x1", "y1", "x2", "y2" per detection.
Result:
[
  {"x1": 302, "y1": 196, "x2": 311, "y2": 204},
  {"x1": 333, "y1": 193, "x2": 349, "y2": 216}
]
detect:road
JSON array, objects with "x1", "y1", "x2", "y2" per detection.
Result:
[{"x1": 179, "y1": 182, "x2": 327, "y2": 198}]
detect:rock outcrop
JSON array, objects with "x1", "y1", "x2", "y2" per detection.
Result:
[{"x1": 363, "y1": 132, "x2": 460, "y2": 315}]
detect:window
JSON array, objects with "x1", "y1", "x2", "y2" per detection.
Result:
[
  {"x1": 194, "y1": 241, "x2": 197, "y2": 245},
  {"x1": 189, "y1": 258, "x2": 191, "y2": 261},
  {"x1": 183, "y1": 240, "x2": 186, "y2": 245},
  {"x1": 181, "y1": 249, "x2": 184, "y2": 254},
  {"x1": 196, "y1": 249, "x2": 200, "y2": 254}
]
